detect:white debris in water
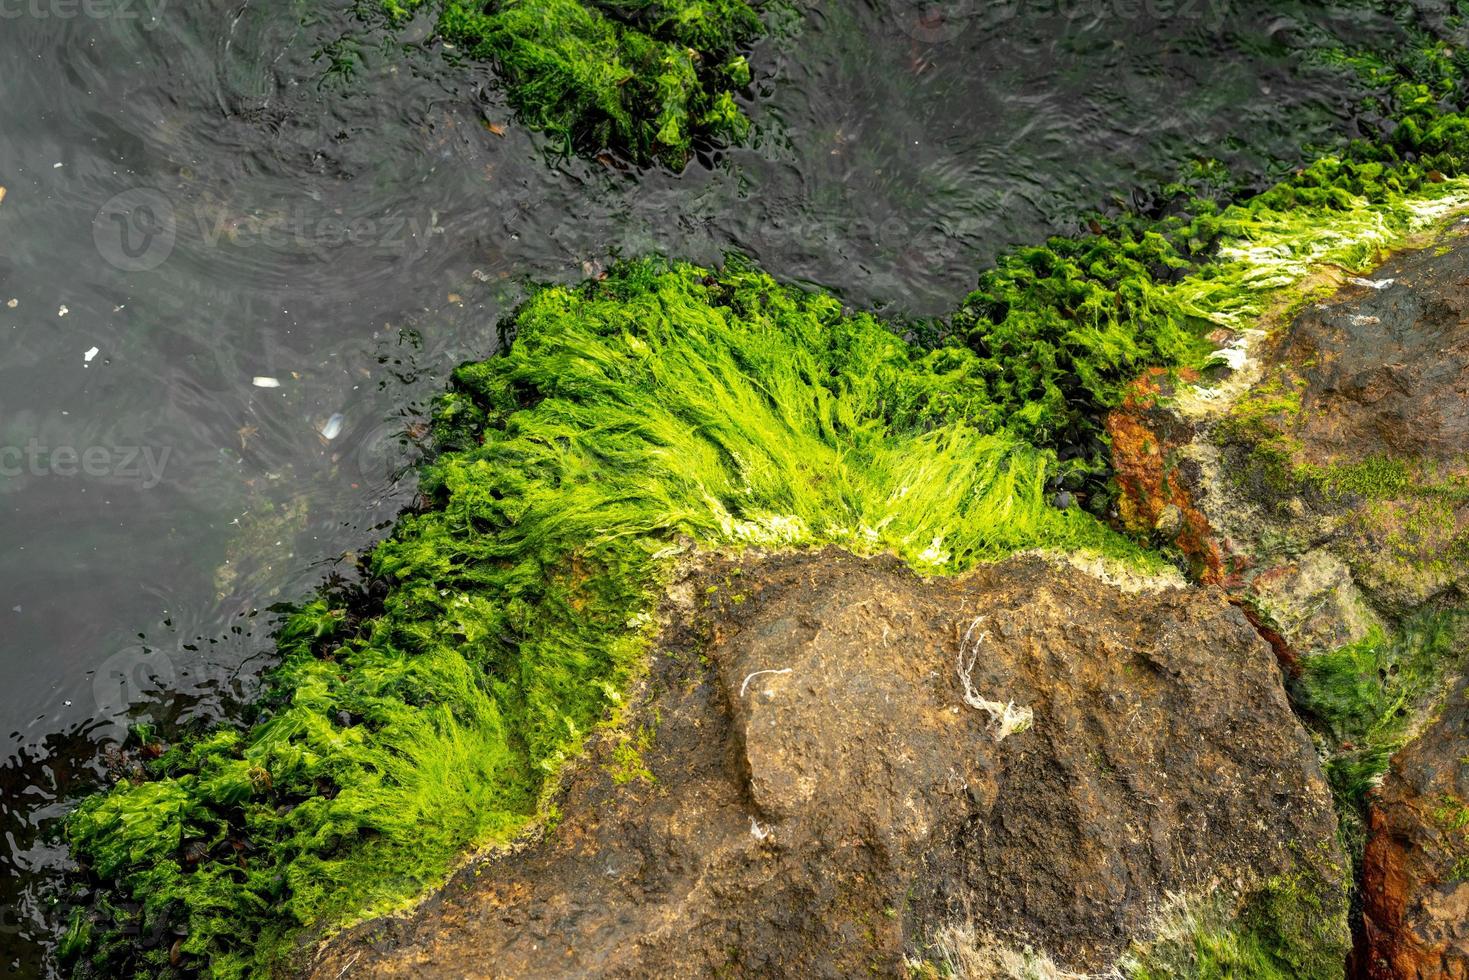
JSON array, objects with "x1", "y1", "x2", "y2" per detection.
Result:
[
  {"x1": 1348, "y1": 276, "x2": 1395, "y2": 290},
  {"x1": 252, "y1": 376, "x2": 281, "y2": 388},
  {"x1": 5, "y1": 299, "x2": 15, "y2": 309},
  {"x1": 52, "y1": 162, "x2": 63, "y2": 169},
  {"x1": 83, "y1": 346, "x2": 99, "y2": 363},
  {"x1": 57, "y1": 305, "x2": 69, "y2": 317},
  {"x1": 318, "y1": 413, "x2": 344, "y2": 440}
]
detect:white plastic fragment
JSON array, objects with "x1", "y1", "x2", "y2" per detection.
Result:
[
  {"x1": 1348, "y1": 276, "x2": 1395, "y2": 290},
  {"x1": 57, "y1": 305, "x2": 69, "y2": 317},
  {"x1": 318, "y1": 413, "x2": 344, "y2": 440},
  {"x1": 749, "y1": 816, "x2": 772, "y2": 840},
  {"x1": 252, "y1": 376, "x2": 281, "y2": 388},
  {"x1": 83, "y1": 346, "x2": 99, "y2": 363}
]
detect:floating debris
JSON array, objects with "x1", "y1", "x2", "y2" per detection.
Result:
[
  {"x1": 0, "y1": 186, "x2": 6, "y2": 206},
  {"x1": 318, "y1": 413, "x2": 344, "y2": 440},
  {"x1": 83, "y1": 346, "x2": 99, "y2": 363},
  {"x1": 58, "y1": 305, "x2": 69, "y2": 317},
  {"x1": 5, "y1": 299, "x2": 15, "y2": 309},
  {"x1": 251, "y1": 376, "x2": 281, "y2": 388}
]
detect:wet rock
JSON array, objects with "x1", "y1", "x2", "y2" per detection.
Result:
[
  {"x1": 1361, "y1": 674, "x2": 1469, "y2": 978},
  {"x1": 306, "y1": 551, "x2": 1345, "y2": 978},
  {"x1": 1108, "y1": 235, "x2": 1469, "y2": 653},
  {"x1": 1107, "y1": 367, "x2": 1230, "y2": 583}
]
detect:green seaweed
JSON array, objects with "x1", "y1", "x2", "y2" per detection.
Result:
[
  {"x1": 1124, "y1": 873, "x2": 1350, "y2": 980},
  {"x1": 65, "y1": 258, "x2": 1146, "y2": 978},
  {"x1": 1291, "y1": 611, "x2": 1468, "y2": 862},
  {"x1": 377, "y1": 0, "x2": 762, "y2": 165}
]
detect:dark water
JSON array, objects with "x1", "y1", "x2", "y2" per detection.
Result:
[{"x1": 0, "y1": 0, "x2": 1441, "y2": 972}]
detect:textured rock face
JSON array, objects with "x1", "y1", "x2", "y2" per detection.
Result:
[
  {"x1": 1277, "y1": 257, "x2": 1469, "y2": 470},
  {"x1": 1362, "y1": 675, "x2": 1469, "y2": 979},
  {"x1": 307, "y1": 551, "x2": 1344, "y2": 978},
  {"x1": 1109, "y1": 236, "x2": 1469, "y2": 657}
]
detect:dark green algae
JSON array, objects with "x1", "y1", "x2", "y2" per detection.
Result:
[
  {"x1": 376, "y1": 0, "x2": 761, "y2": 166},
  {"x1": 61, "y1": 25, "x2": 1469, "y2": 980}
]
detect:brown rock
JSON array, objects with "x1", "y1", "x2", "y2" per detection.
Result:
[
  {"x1": 305, "y1": 551, "x2": 1344, "y2": 978},
  {"x1": 1277, "y1": 255, "x2": 1469, "y2": 469},
  {"x1": 1362, "y1": 674, "x2": 1469, "y2": 979}
]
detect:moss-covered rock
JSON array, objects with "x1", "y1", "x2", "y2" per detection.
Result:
[{"x1": 64, "y1": 258, "x2": 1150, "y2": 978}]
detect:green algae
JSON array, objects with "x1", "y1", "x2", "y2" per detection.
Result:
[
  {"x1": 1291, "y1": 610, "x2": 1469, "y2": 857},
  {"x1": 65, "y1": 258, "x2": 1147, "y2": 978},
  {"x1": 377, "y1": 0, "x2": 761, "y2": 165},
  {"x1": 1123, "y1": 872, "x2": 1351, "y2": 980}
]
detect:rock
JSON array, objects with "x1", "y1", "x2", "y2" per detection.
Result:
[
  {"x1": 307, "y1": 551, "x2": 1346, "y2": 978},
  {"x1": 1361, "y1": 674, "x2": 1469, "y2": 978},
  {"x1": 1249, "y1": 550, "x2": 1381, "y2": 658},
  {"x1": 1108, "y1": 235, "x2": 1469, "y2": 652},
  {"x1": 1107, "y1": 367, "x2": 1230, "y2": 583}
]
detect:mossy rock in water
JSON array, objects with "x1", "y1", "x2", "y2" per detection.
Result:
[
  {"x1": 64, "y1": 257, "x2": 1149, "y2": 978},
  {"x1": 380, "y1": 0, "x2": 761, "y2": 165}
]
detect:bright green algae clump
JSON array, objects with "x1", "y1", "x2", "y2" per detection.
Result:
[
  {"x1": 64, "y1": 259, "x2": 1143, "y2": 978},
  {"x1": 379, "y1": 0, "x2": 760, "y2": 165}
]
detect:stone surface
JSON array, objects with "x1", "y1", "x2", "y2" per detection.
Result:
[
  {"x1": 304, "y1": 550, "x2": 1343, "y2": 978},
  {"x1": 1362, "y1": 675, "x2": 1469, "y2": 979}
]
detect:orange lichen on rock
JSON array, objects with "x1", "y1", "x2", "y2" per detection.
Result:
[{"x1": 1107, "y1": 368, "x2": 1230, "y2": 584}]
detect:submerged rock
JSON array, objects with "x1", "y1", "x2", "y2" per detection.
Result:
[
  {"x1": 1362, "y1": 674, "x2": 1469, "y2": 978},
  {"x1": 308, "y1": 551, "x2": 1346, "y2": 978}
]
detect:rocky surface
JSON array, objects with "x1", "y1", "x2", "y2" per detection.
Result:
[
  {"x1": 1105, "y1": 233, "x2": 1469, "y2": 978},
  {"x1": 1109, "y1": 234, "x2": 1469, "y2": 660},
  {"x1": 1362, "y1": 674, "x2": 1469, "y2": 979},
  {"x1": 304, "y1": 550, "x2": 1344, "y2": 978}
]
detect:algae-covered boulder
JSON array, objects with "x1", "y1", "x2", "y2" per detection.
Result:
[
  {"x1": 63, "y1": 259, "x2": 1147, "y2": 977},
  {"x1": 309, "y1": 551, "x2": 1347, "y2": 978}
]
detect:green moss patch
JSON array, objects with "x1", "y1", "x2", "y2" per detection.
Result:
[
  {"x1": 378, "y1": 0, "x2": 761, "y2": 165},
  {"x1": 1292, "y1": 611, "x2": 1469, "y2": 860},
  {"x1": 1123, "y1": 872, "x2": 1350, "y2": 980}
]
